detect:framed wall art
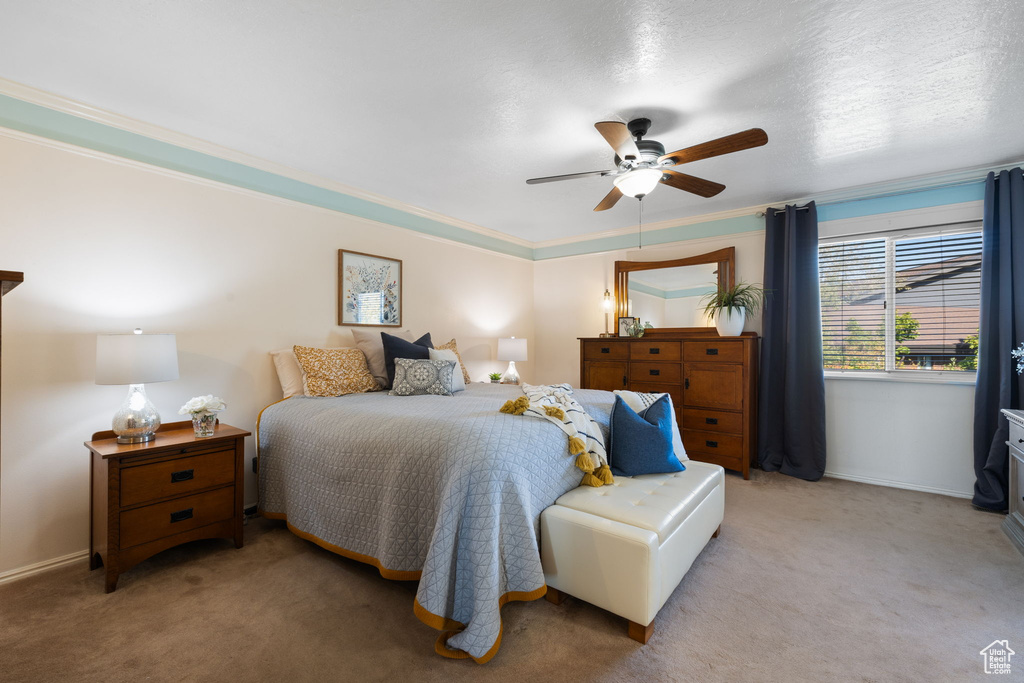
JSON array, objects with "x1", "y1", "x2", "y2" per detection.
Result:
[{"x1": 338, "y1": 250, "x2": 402, "y2": 326}]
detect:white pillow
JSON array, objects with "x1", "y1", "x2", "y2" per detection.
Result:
[
  {"x1": 613, "y1": 390, "x2": 687, "y2": 460},
  {"x1": 270, "y1": 349, "x2": 304, "y2": 398},
  {"x1": 429, "y1": 348, "x2": 466, "y2": 392},
  {"x1": 352, "y1": 328, "x2": 413, "y2": 388}
]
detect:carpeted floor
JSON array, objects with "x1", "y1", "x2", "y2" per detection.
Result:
[{"x1": 1, "y1": 472, "x2": 1021, "y2": 682}]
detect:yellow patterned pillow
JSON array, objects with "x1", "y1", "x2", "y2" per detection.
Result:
[
  {"x1": 292, "y1": 346, "x2": 380, "y2": 397},
  {"x1": 437, "y1": 339, "x2": 472, "y2": 385}
]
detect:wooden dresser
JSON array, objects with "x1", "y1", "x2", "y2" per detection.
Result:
[
  {"x1": 579, "y1": 331, "x2": 758, "y2": 479},
  {"x1": 86, "y1": 420, "x2": 250, "y2": 592}
]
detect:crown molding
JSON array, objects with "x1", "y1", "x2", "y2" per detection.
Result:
[{"x1": 0, "y1": 77, "x2": 532, "y2": 251}]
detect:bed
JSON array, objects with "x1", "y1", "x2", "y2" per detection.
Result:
[{"x1": 257, "y1": 382, "x2": 615, "y2": 663}]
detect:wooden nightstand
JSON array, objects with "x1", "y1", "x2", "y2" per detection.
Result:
[{"x1": 86, "y1": 420, "x2": 251, "y2": 592}]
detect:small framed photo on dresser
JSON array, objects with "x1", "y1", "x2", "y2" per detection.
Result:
[
  {"x1": 338, "y1": 250, "x2": 402, "y2": 326},
  {"x1": 618, "y1": 316, "x2": 637, "y2": 337}
]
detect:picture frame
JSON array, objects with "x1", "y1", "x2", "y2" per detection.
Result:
[
  {"x1": 618, "y1": 316, "x2": 638, "y2": 337},
  {"x1": 338, "y1": 250, "x2": 402, "y2": 326}
]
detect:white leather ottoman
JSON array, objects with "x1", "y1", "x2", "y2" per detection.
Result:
[{"x1": 540, "y1": 460, "x2": 725, "y2": 643}]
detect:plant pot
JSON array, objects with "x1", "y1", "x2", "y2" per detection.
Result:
[
  {"x1": 715, "y1": 308, "x2": 746, "y2": 337},
  {"x1": 490, "y1": 379, "x2": 500, "y2": 383}
]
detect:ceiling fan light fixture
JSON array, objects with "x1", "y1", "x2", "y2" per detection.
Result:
[{"x1": 613, "y1": 168, "x2": 663, "y2": 198}]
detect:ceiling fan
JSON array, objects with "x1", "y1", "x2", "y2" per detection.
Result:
[{"x1": 526, "y1": 118, "x2": 768, "y2": 211}]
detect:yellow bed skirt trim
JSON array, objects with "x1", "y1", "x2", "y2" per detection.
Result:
[{"x1": 259, "y1": 509, "x2": 548, "y2": 663}]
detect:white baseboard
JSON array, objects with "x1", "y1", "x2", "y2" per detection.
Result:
[
  {"x1": 824, "y1": 471, "x2": 973, "y2": 499},
  {"x1": 0, "y1": 549, "x2": 90, "y2": 586}
]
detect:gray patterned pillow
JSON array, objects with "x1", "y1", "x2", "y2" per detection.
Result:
[{"x1": 389, "y1": 358, "x2": 456, "y2": 396}]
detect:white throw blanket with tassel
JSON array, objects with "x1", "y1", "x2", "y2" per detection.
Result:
[{"x1": 506, "y1": 383, "x2": 611, "y2": 486}]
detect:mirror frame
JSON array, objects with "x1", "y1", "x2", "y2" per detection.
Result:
[{"x1": 614, "y1": 247, "x2": 735, "y2": 334}]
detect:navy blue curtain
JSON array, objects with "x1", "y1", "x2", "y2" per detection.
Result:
[
  {"x1": 972, "y1": 168, "x2": 1024, "y2": 511},
  {"x1": 758, "y1": 202, "x2": 827, "y2": 481}
]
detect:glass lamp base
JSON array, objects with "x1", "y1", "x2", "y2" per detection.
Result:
[
  {"x1": 112, "y1": 383, "x2": 161, "y2": 443},
  {"x1": 500, "y1": 361, "x2": 521, "y2": 385}
]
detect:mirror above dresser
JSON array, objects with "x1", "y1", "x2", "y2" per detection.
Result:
[{"x1": 614, "y1": 247, "x2": 735, "y2": 332}]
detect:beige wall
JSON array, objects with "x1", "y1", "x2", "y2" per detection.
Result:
[{"x1": 0, "y1": 133, "x2": 534, "y2": 574}]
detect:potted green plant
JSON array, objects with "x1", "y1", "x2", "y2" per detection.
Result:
[
  {"x1": 488, "y1": 372, "x2": 503, "y2": 383},
  {"x1": 700, "y1": 282, "x2": 768, "y2": 337}
]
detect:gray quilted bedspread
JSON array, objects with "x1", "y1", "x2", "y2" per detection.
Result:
[{"x1": 257, "y1": 382, "x2": 614, "y2": 662}]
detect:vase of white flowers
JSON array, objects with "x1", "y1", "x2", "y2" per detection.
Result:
[
  {"x1": 179, "y1": 395, "x2": 226, "y2": 437},
  {"x1": 1013, "y1": 343, "x2": 1024, "y2": 375}
]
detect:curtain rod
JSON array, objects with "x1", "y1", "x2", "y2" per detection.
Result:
[{"x1": 756, "y1": 206, "x2": 811, "y2": 217}]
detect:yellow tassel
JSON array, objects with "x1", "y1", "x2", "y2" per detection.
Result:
[
  {"x1": 499, "y1": 400, "x2": 516, "y2": 414},
  {"x1": 581, "y1": 471, "x2": 603, "y2": 487},
  {"x1": 513, "y1": 396, "x2": 530, "y2": 415},
  {"x1": 568, "y1": 436, "x2": 586, "y2": 455},
  {"x1": 574, "y1": 451, "x2": 595, "y2": 473},
  {"x1": 543, "y1": 405, "x2": 565, "y2": 420},
  {"x1": 595, "y1": 464, "x2": 614, "y2": 485}
]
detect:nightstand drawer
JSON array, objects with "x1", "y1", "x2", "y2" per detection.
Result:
[
  {"x1": 120, "y1": 486, "x2": 235, "y2": 549},
  {"x1": 121, "y1": 448, "x2": 235, "y2": 507}
]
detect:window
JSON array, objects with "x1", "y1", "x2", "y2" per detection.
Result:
[{"x1": 819, "y1": 226, "x2": 982, "y2": 373}]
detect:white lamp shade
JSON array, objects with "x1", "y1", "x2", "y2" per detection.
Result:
[
  {"x1": 613, "y1": 168, "x2": 663, "y2": 197},
  {"x1": 498, "y1": 337, "x2": 528, "y2": 362},
  {"x1": 96, "y1": 333, "x2": 179, "y2": 385}
]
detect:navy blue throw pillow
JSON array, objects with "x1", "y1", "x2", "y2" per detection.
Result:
[
  {"x1": 381, "y1": 332, "x2": 433, "y2": 388},
  {"x1": 609, "y1": 394, "x2": 685, "y2": 477}
]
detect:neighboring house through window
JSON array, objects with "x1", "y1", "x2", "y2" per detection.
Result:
[{"x1": 819, "y1": 222, "x2": 981, "y2": 374}]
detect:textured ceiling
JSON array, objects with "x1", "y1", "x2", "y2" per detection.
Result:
[{"x1": 1, "y1": 0, "x2": 1022, "y2": 242}]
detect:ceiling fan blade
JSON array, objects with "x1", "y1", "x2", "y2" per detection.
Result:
[
  {"x1": 660, "y1": 170, "x2": 726, "y2": 197},
  {"x1": 659, "y1": 128, "x2": 768, "y2": 166},
  {"x1": 595, "y1": 121, "x2": 641, "y2": 160},
  {"x1": 525, "y1": 169, "x2": 615, "y2": 185},
  {"x1": 594, "y1": 186, "x2": 623, "y2": 211}
]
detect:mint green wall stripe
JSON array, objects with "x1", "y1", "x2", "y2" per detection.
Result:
[
  {"x1": 0, "y1": 92, "x2": 995, "y2": 262},
  {"x1": 627, "y1": 281, "x2": 666, "y2": 298},
  {"x1": 534, "y1": 214, "x2": 763, "y2": 260},
  {"x1": 815, "y1": 182, "x2": 985, "y2": 222},
  {"x1": 664, "y1": 286, "x2": 716, "y2": 299},
  {"x1": 627, "y1": 282, "x2": 715, "y2": 299},
  {"x1": 0, "y1": 94, "x2": 533, "y2": 260}
]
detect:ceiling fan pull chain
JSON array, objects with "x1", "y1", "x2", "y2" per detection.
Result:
[{"x1": 638, "y1": 196, "x2": 644, "y2": 249}]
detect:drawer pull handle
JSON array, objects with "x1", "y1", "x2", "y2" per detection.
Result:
[
  {"x1": 705, "y1": 417, "x2": 718, "y2": 425},
  {"x1": 706, "y1": 440, "x2": 718, "y2": 448},
  {"x1": 170, "y1": 469, "x2": 195, "y2": 483},
  {"x1": 685, "y1": 378, "x2": 690, "y2": 389},
  {"x1": 1019, "y1": 438, "x2": 1023, "y2": 444},
  {"x1": 649, "y1": 369, "x2": 660, "y2": 376},
  {"x1": 170, "y1": 508, "x2": 194, "y2": 524},
  {"x1": 649, "y1": 348, "x2": 660, "y2": 354},
  {"x1": 706, "y1": 348, "x2": 719, "y2": 355},
  {"x1": 601, "y1": 347, "x2": 610, "y2": 353}
]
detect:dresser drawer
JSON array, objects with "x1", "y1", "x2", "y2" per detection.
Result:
[
  {"x1": 682, "y1": 429, "x2": 743, "y2": 459},
  {"x1": 1009, "y1": 419, "x2": 1024, "y2": 454},
  {"x1": 630, "y1": 341, "x2": 681, "y2": 361},
  {"x1": 584, "y1": 341, "x2": 629, "y2": 360},
  {"x1": 628, "y1": 383, "x2": 682, "y2": 411},
  {"x1": 683, "y1": 340, "x2": 744, "y2": 363},
  {"x1": 631, "y1": 362, "x2": 682, "y2": 384},
  {"x1": 121, "y1": 448, "x2": 235, "y2": 507},
  {"x1": 682, "y1": 408, "x2": 743, "y2": 434},
  {"x1": 120, "y1": 486, "x2": 235, "y2": 549}
]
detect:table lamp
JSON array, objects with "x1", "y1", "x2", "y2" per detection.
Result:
[
  {"x1": 497, "y1": 336, "x2": 527, "y2": 385},
  {"x1": 96, "y1": 328, "x2": 179, "y2": 443}
]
